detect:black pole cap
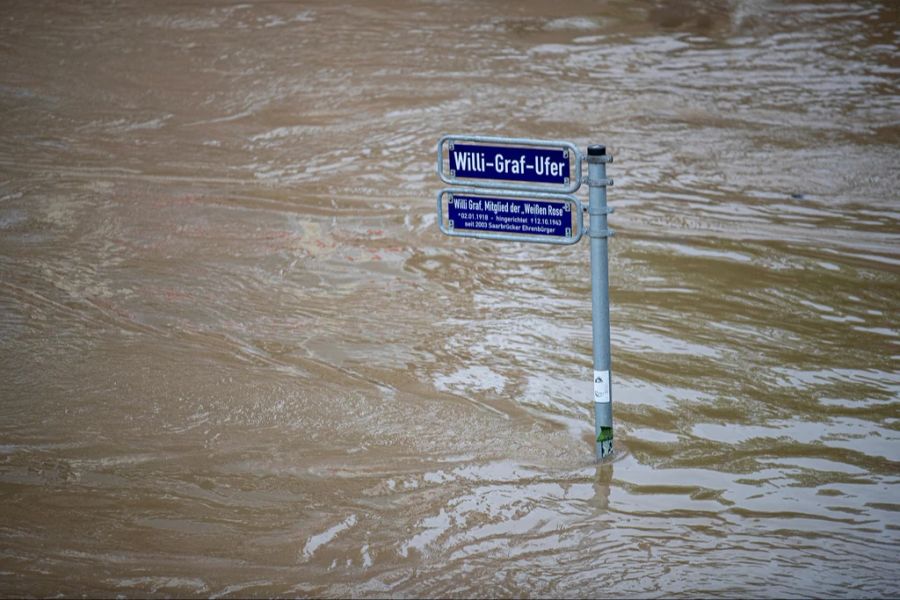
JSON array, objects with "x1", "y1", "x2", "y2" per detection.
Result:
[{"x1": 587, "y1": 145, "x2": 606, "y2": 156}]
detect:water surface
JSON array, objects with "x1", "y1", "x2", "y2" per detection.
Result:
[{"x1": 1, "y1": 0, "x2": 898, "y2": 596}]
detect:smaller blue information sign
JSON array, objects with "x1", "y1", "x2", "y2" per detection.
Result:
[
  {"x1": 448, "y1": 194, "x2": 572, "y2": 238},
  {"x1": 450, "y1": 144, "x2": 570, "y2": 185}
]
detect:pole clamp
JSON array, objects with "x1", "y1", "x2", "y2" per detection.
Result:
[
  {"x1": 585, "y1": 177, "x2": 614, "y2": 187},
  {"x1": 585, "y1": 206, "x2": 615, "y2": 215},
  {"x1": 586, "y1": 155, "x2": 614, "y2": 164},
  {"x1": 588, "y1": 228, "x2": 615, "y2": 239}
]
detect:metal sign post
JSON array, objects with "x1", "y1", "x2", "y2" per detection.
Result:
[
  {"x1": 435, "y1": 134, "x2": 615, "y2": 461},
  {"x1": 587, "y1": 145, "x2": 614, "y2": 459}
]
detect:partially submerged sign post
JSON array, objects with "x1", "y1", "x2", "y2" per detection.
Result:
[{"x1": 436, "y1": 134, "x2": 615, "y2": 459}]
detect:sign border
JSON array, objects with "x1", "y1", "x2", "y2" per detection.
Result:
[
  {"x1": 437, "y1": 134, "x2": 584, "y2": 194},
  {"x1": 437, "y1": 187, "x2": 584, "y2": 245}
]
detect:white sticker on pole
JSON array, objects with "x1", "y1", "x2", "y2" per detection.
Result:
[{"x1": 593, "y1": 370, "x2": 610, "y2": 403}]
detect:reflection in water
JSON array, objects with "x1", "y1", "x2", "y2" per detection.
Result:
[{"x1": 0, "y1": 0, "x2": 898, "y2": 596}]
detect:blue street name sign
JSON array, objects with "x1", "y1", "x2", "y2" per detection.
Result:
[
  {"x1": 449, "y1": 194, "x2": 571, "y2": 237},
  {"x1": 437, "y1": 188, "x2": 584, "y2": 245},
  {"x1": 449, "y1": 143, "x2": 570, "y2": 185},
  {"x1": 437, "y1": 135, "x2": 582, "y2": 193}
]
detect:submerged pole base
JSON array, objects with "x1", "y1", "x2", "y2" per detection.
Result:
[{"x1": 596, "y1": 427, "x2": 613, "y2": 460}]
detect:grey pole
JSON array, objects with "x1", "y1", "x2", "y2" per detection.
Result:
[{"x1": 587, "y1": 145, "x2": 613, "y2": 459}]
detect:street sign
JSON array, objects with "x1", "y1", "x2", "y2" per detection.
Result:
[
  {"x1": 450, "y1": 144, "x2": 570, "y2": 184},
  {"x1": 437, "y1": 134, "x2": 582, "y2": 193},
  {"x1": 437, "y1": 188, "x2": 583, "y2": 245},
  {"x1": 434, "y1": 134, "x2": 615, "y2": 460}
]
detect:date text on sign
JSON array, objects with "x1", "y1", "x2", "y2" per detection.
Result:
[{"x1": 437, "y1": 189, "x2": 583, "y2": 245}]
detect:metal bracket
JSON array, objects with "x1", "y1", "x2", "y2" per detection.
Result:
[
  {"x1": 588, "y1": 228, "x2": 615, "y2": 239},
  {"x1": 585, "y1": 177, "x2": 614, "y2": 187},
  {"x1": 585, "y1": 206, "x2": 615, "y2": 215},
  {"x1": 586, "y1": 154, "x2": 614, "y2": 164}
]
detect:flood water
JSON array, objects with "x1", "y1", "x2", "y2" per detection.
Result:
[{"x1": 1, "y1": 0, "x2": 898, "y2": 596}]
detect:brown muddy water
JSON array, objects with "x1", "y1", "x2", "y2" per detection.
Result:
[{"x1": 1, "y1": 0, "x2": 898, "y2": 597}]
